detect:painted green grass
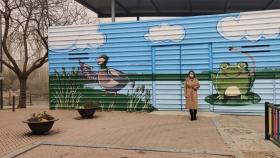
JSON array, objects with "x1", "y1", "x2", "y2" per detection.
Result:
[
  {"x1": 80, "y1": 87, "x2": 155, "y2": 112},
  {"x1": 49, "y1": 68, "x2": 155, "y2": 111},
  {"x1": 49, "y1": 68, "x2": 83, "y2": 109},
  {"x1": 49, "y1": 67, "x2": 280, "y2": 110},
  {"x1": 50, "y1": 87, "x2": 155, "y2": 112}
]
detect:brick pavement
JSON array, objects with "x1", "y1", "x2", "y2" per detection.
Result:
[{"x1": 0, "y1": 108, "x2": 279, "y2": 158}]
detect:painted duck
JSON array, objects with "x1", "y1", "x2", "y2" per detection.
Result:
[
  {"x1": 97, "y1": 54, "x2": 129, "y2": 94},
  {"x1": 78, "y1": 60, "x2": 98, "y2": 81}
]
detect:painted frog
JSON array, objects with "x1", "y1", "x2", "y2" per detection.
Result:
[{"x1": 213, "y1": 62, "x2": 255, "y2": 100}]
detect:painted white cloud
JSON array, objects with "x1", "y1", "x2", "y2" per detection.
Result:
[
  {"x1": 48, "y1": 25, "x2": 105, "y2": 52},
  {"x1": 217, "y1": 10, "x2": 280, "y2": 41},
  {"x1": 145, "y1": 24, "x2": 185, "y2": 43}
]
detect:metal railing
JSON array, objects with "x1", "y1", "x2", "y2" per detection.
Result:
[{"x1": 265, "y1": 102, "x2": 280, "y2": 145}]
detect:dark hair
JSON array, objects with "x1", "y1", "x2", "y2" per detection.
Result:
[
  {"x1": 98, "y1": 54, "x2": 109, "y2": 61},
  {"x1": 187, "y1": 70, "x2": 196, "y2": 78}
]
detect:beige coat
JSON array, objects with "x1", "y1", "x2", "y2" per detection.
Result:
[{"x1": 184, "y1": 77, "x2": 200, "y2": 109}]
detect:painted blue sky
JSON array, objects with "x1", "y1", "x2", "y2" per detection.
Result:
[{"x1": 48, "y1": 10, "x2": 280, "y2": 74}]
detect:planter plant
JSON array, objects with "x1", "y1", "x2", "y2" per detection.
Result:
[
  {"x1": 23, "y1": 111, "x2": 58, "y2": 135},
  {"x1": 77, "y1": 100, "x2": 100, "y2": 119}
]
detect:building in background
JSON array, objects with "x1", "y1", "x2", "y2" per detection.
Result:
[{"x1": 48, "y1": 8, "x2": 280, "y2": 113}]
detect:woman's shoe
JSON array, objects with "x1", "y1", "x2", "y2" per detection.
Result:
[
  {"x1": 194, "y1": 109, "x2": 197, "y2": 120},
  {"x1": 189, "y1": 109, "x2": 194, "y2": 120}
]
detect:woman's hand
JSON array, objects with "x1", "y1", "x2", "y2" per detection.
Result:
[{"x1": 193, "y1": 84, "x2": 200, "y2": 90}]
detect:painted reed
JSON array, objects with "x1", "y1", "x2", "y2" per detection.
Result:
[
  {"x1": 51, "y1": 67, "x2": 82, "y2": 109},
  {"x1": 127, "y1": 81, "x2": 153, "y2": 112}
]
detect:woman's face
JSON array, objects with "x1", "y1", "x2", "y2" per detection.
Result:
[
  {"x1": 98, "y1": 57, "x2": 106, "y2": 65},
  {"x1": 189, "y1": 72, "x2": 194, "y2": 78}
]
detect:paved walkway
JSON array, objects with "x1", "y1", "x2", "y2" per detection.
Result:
[{"x1": 0, "y1": 108, "x2": 279, "y2": 158}]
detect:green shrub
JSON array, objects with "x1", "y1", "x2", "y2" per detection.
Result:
[{"x1": 80, "y1": 100, "x2": 100, "y2": 109}]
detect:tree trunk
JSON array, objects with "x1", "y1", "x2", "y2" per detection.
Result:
[{"x1": 18, "y1": 78, "x2": 27, "y2": 108}]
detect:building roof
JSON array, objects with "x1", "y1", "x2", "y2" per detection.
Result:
[{"x1": 76, "y1": 0, "x2": 280, "y2": 17}]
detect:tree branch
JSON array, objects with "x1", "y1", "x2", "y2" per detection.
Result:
[
  {"x1": 26, "y1": 51, "x2": 48, "y2": 75},
  {"x1": 2, "y1": 11, "x2": 21, "y2": 75},
  {"x1": 1, "y1": 59, "x2": 17, "y2": 73},
  {"x1": 22, "y1": 9, "x2": 33, "y2": 73}
]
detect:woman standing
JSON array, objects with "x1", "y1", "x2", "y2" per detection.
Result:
[{"x1": 184, "y1": 71, "x2": 200, "y2": 121}]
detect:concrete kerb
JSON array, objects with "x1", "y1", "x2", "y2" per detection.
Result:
[
  {"x1": 1, "y1": 142, "x2": 41, "y2": 158},
  {"x1": 1, "y1": 141, "x2": 235, "y2": 158}
]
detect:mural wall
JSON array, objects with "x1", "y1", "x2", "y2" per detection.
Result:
[{"x1": 48, "y1": 9, "x2": 280, "y2": 113}]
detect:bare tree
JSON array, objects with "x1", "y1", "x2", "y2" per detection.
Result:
[{"x1": 0, "y1": 0, "x2": 95, "y2": 108}]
